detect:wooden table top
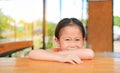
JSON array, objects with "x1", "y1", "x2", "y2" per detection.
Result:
[{"x1": 0, "y1": 53, "x2": 120, "y2": 73}]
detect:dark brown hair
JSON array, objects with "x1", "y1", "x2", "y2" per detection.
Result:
[{"x1": 55, "y1": 18, "x2": 86, "y2": 39}]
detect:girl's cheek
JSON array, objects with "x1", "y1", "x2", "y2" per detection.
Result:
[
  {"x1": 78, "y1": 43, "x2": 84, "y2": 48},
  {"x1": 60, "y1": 47, "x2": 66, "y2": 51},
  {"x1": 60, "y1": 44, "x2": 68, "y2": 51}
]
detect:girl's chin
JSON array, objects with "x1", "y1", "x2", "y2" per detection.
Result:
[
  {"x1": 61, "y1": 48, "x2": 80, "y2": 51},
  {"x1": 67, "y1": 48, "x2": 81, "y2": 50}
]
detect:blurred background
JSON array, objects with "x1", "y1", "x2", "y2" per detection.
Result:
[{"x1": 0, "y1": 0, "x2": 120, "y2": 57}]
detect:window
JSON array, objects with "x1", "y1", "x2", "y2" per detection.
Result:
[{"x1": 113, "y1": 0, "x2": 120, "y2": 52}]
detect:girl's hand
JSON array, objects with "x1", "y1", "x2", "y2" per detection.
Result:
[{"x1": 58, "y1": 54, "x2": 83, "y2": 64}]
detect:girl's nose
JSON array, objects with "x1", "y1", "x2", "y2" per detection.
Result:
[{"x1": 69, "y1": 41, "x2": 77, "y2": 48}]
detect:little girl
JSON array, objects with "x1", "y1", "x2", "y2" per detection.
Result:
[{"x1": 28, "y1": 18, "x2": 94, "y2": 64}]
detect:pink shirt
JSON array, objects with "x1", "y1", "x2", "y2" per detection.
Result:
[{"x1": 53, "y1": 48, "x2": 60, "y2": 52}]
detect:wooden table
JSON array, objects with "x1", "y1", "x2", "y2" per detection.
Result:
[{"x1": 0, "y1": 53, "x2": 120, "y2": 73}]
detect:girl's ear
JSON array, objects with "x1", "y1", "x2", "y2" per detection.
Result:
[
  {"x1": 84, "y1": 37, "x2": 87, "y2": 44},
  {"x1": 83, "y1": 37, "x2": 86, "y2": 42},
  {"x1": 54, "y1": 37, "x2": 60, "y2": 47},
  {"x1": 82, "y1": 37, "x2": 86, "y2": 48}
]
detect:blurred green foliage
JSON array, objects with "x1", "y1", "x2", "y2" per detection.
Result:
[
  {"x1": 114, "y1": 16, "x2": 120, "y2": 26},
  {"x1": 46, "y1": 22, "x2": 56, "y2": 49},
  {"x1": 0, "y1": 10, "x2": 15, "y2": 38}
]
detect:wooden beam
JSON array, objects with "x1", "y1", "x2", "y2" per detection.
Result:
[{"x1": 0, "y1": 41, "x2": 33, "y2": 57}]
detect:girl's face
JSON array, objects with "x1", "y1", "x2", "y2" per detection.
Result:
[{"x1": 55, "y1": 25, "x2": 85, "y2": 51}]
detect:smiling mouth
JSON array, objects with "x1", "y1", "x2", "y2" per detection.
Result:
[{"x1": 67, "y1": 48, "x2": 78, "y2": 50}]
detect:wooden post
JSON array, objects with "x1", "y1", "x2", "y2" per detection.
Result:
[{"x1": 87, "y1": 0, "x2": 113, "y2": 52}]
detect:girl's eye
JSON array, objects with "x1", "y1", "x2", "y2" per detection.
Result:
[
  {"x1": 75, "y1": 39, "x2": 81, "y2": 41},
  {"x1": 65, "y1": 38, "x2": 70, "y2": 41}
]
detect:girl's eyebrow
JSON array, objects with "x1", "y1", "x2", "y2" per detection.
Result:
[{"x1": 76, "y1": 37, "x2": 82, "y2": 38}]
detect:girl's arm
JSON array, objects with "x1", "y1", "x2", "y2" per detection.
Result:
[
  {"x1": 28, "y1": 49, "x2": 60, "y2": 61},
  {"x1": 57, "y1": 48, "x2": 94, "y2": 59},
  {"x1": 28, "y1": 49, "x2": 83, "y2": 64}
]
